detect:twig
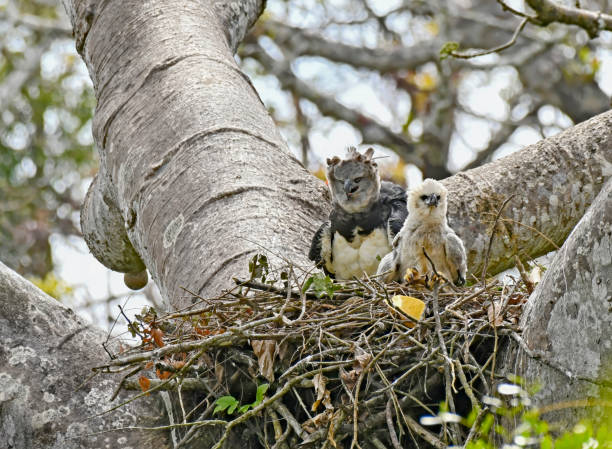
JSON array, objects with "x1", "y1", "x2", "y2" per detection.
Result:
[
  {"x1": 450, "y1": 18, "x2": 529, "y2": 59},
  {"x1": 463, "y1": 406, "x2": 488, "y2": 447},
  {"x1": 385, "y1": 399, "x2": 403, "y2": 449},
  {"x1": 110, "y1": 366, "x2": 143, "y2": 401},
  {"x1": 481, "y1": 194, "x2": 517, "y2": 285},
  {"x1": 431, "y1": 281, "x2": 460, "y2": 443}
]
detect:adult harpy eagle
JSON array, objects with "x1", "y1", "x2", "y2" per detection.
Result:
[{"x1": 309, "y1": 147, "x2": 408, "y2": 279}]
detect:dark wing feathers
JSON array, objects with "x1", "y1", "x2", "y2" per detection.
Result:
[
  {"x1": 380, "y1": 181, "x2": 408, "y2": 239},
  {"x1": 309, "y1": 221, "x2": 335, "y2": 277},
  {"x1": 308, "y1": 221, "x2": 329, "y2": 263}
]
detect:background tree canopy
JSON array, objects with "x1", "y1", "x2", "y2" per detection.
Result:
[{"x1": 1, "y1": 0, "x2": 610, "y2": 323}]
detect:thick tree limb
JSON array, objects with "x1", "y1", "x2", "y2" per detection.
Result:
[
  {"x1": 525, "y1": 0, "x2": 612, "y2": 37},
  {"x1": 0, "y1": 262, "x2": 166, "y2": 449},
  {"x1": 499, "y1": 178, "x2": 612, "y2": 424},
  {"x1": 444, "y1": 109, "x2": 612, "y2": 277}
]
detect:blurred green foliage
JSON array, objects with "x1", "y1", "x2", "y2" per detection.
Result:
[
  {"x1": 0, "y1": 0, "x2": 96, "y2": 277},
  {"x1": 423, "y1": 378, "x2": 612, "y2": 449}
]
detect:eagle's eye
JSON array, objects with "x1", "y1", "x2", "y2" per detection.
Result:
[
  {"x1": 420, "y1": 195, "x2": 428, "y2": 201},
  {"x1": 436, "y1": 194, "x2": 441, "y2": 200}
]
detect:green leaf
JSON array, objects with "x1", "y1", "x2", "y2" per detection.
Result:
[
  {"x1": 213, "y1": 396, "x2": 239, "y2": 415},
  {"x1": 439, "y1": 41, "x2": 460, "y2": 60},
  {"x1": 305, "y1": 273, "x2": 341, "y2": 298},
  {"x1": 249, "y1": 254, "x2": 269, "y2": 281},
  {"x1": 302, "y1": 276, "x2": 314, "y2": 294},
  {"x1": 254, "y1": 383, "x2": 269, "y2": 405},
  {"x1": 237, "y1": 404, "x2": 251, "y2": 414},
  {"x1": 227, "y1": 401, "x2": 238, "y2": 415}
]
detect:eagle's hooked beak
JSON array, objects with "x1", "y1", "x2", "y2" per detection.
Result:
[
  {"x1": 424, "y1": 194, "x2": 439, "y2": 207},
  {"x1": 344, "y1": 179, "x2": 358, "y2": 196}
]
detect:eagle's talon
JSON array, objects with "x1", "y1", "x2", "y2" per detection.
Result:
[{"x1": 403, "y1": 267, "x2": 420, "y2": 283}]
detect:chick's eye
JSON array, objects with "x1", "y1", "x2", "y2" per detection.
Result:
[
  {"x1": 420, "y1": 195, "x2": 428, "y2": 201},
  {"x1": 436, "y1": 195, "x2": 441, "y2": 200},
  {"x1": 354, "y1": 177, "x2": 362, "y2": 183}
]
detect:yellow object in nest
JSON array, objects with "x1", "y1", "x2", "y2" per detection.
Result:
[{"x1": 389, "y1": 295, "x2": 426, "y2": 327}]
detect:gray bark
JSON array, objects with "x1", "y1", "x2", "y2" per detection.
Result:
[
  {"x1": 445, "y1": 110, "x2": 612, "y2": 277},
  {"x1": 64, "y1": 0, "x2": 328, "y2": 309},
  {"x1": 0, "y1": 262, "x2": 167, "y2": 449},
  {"x1": 499, "y1": 178, "x2": 612, "y2": 424}
]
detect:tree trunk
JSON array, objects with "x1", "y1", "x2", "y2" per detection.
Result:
[
  {"x1": 0, "y1": 262, "x2": 167, "y2": 449},
  {"x1": 445, "y1": 110, "x2": 611, "y2": 277},
  {"x1": 64, "y1": 0, "x2": 328, "y2": 310},
  {"x1": 499, "y1": 178, "x2": 612, "y2": 425}
]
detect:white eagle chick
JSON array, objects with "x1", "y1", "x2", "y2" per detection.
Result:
[{"x1": 377, "y1": 178, "x2": 467, "y2": 285}]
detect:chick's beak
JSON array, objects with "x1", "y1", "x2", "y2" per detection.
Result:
[
  {"x1": 424, "y1": 194, "x2": 439, "y2": 207},
  {"x1": 344, "y1": 179, "x2": 358, "y2": 196}
]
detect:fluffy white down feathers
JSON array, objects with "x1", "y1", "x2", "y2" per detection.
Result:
[{"x1": 377, "y1": 179, "x2": 467, "y2": 285}]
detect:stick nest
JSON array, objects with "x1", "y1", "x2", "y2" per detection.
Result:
[{"x1": 98, "y1": 256, "x2": 530, "y2": 449}]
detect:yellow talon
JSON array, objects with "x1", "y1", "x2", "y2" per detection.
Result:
[
  {"x1": 424, "y1": 272, "x2": 443, "y2": 289},
  {"x1": 403, "y1": 267, "x2": 421, "y2": 283}
]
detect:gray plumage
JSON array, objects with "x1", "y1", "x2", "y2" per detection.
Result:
[
  {"x1": 377, "y1": 178, "x2": 467, "y2": 285},
  {"x1": 309, "y1": 147, "x2": 408, "y2": 279}
]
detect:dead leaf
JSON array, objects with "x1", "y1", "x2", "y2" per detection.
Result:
[
  {"x1": 354, "y1": 347, "x2": 372, "y2": 374},
  {"x1": 302, "y1": 409, "x2": 333, "y2": 433},
  {"x1": 138, "y1": 375, "x2": 151, "y2": 393},
  {"x1": 151, "y1": 328, "x2": 164, "y2": 347},
  {"x1": 277, "y1": 341, "x2": 289, "y2": 362},
  {"x1": 251, "y1": 339, "x2": 276, "y2": 382},
  {"x1": 171, "y1": 360, "x2": 185, "y2": 370},
  {"x1": 156, "y1": 368, "x2": 172, "y2": 380},
  {"x1": 144, "y1": 361, "x2": 154, "y2": 370},
  {"x1": 487, "y1": 300, "x2": 504, "y2": 326},
  {"x1": 312, "y1": 373, "x2": 333, "y2": 412},
  {"x1": 215, "y1": 363, "x2": 224, "y2": 385},
  {"x1": 389, "y1": 295, "x2": 426, "y2": 328},
  {"x1": 340, "y1": 366, "x2": 359, "y2": 392}
]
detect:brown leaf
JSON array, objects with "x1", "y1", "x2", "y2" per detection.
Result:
[
  {"x1": 302, "y1": 409, "x2": 333, "y2": 434},
  {"x1": 138, "y1": 375, "x2": 151, "y2": 393},
  {"x1": 487, "y1": 300, "x2": 504, "y2": 326},
  {"x1": 144, "y1": 361, "x2": 154, "y2": 370},
  {"x1": 354, "y1": 353, "x2": 371, "y2": 373},
  {"x1": 312, "y1": 373, "x2": 333, "y2": 412},
  {"x1": 171, "y1": 360, "x2": 185, "y2": 370},
  {"x1": 151, "y1": 328, "x2": 165, "y2": 347},
  {"x1": 340, "y1": 366, "x2": 359, "y2": 392},
  {"x1": 251, "y1": 339, "x2": 276, "y2": 382},
  {"x1": 327, "y1": 409, "x2": 344, "y2": 448},
  {"x1": 353, "y1": 347, "x2": 372, "y2": 374},
  {"x1": 215, "y1": 363, "x2": 224, "y2": 385},
  {"x1": 156, "y1": 369, "x2": 172, "y2": 380}
]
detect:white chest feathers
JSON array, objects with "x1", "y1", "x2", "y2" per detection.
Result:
[{"x1": 331, "y1": 228, "x2": 391, "y2": 279}]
